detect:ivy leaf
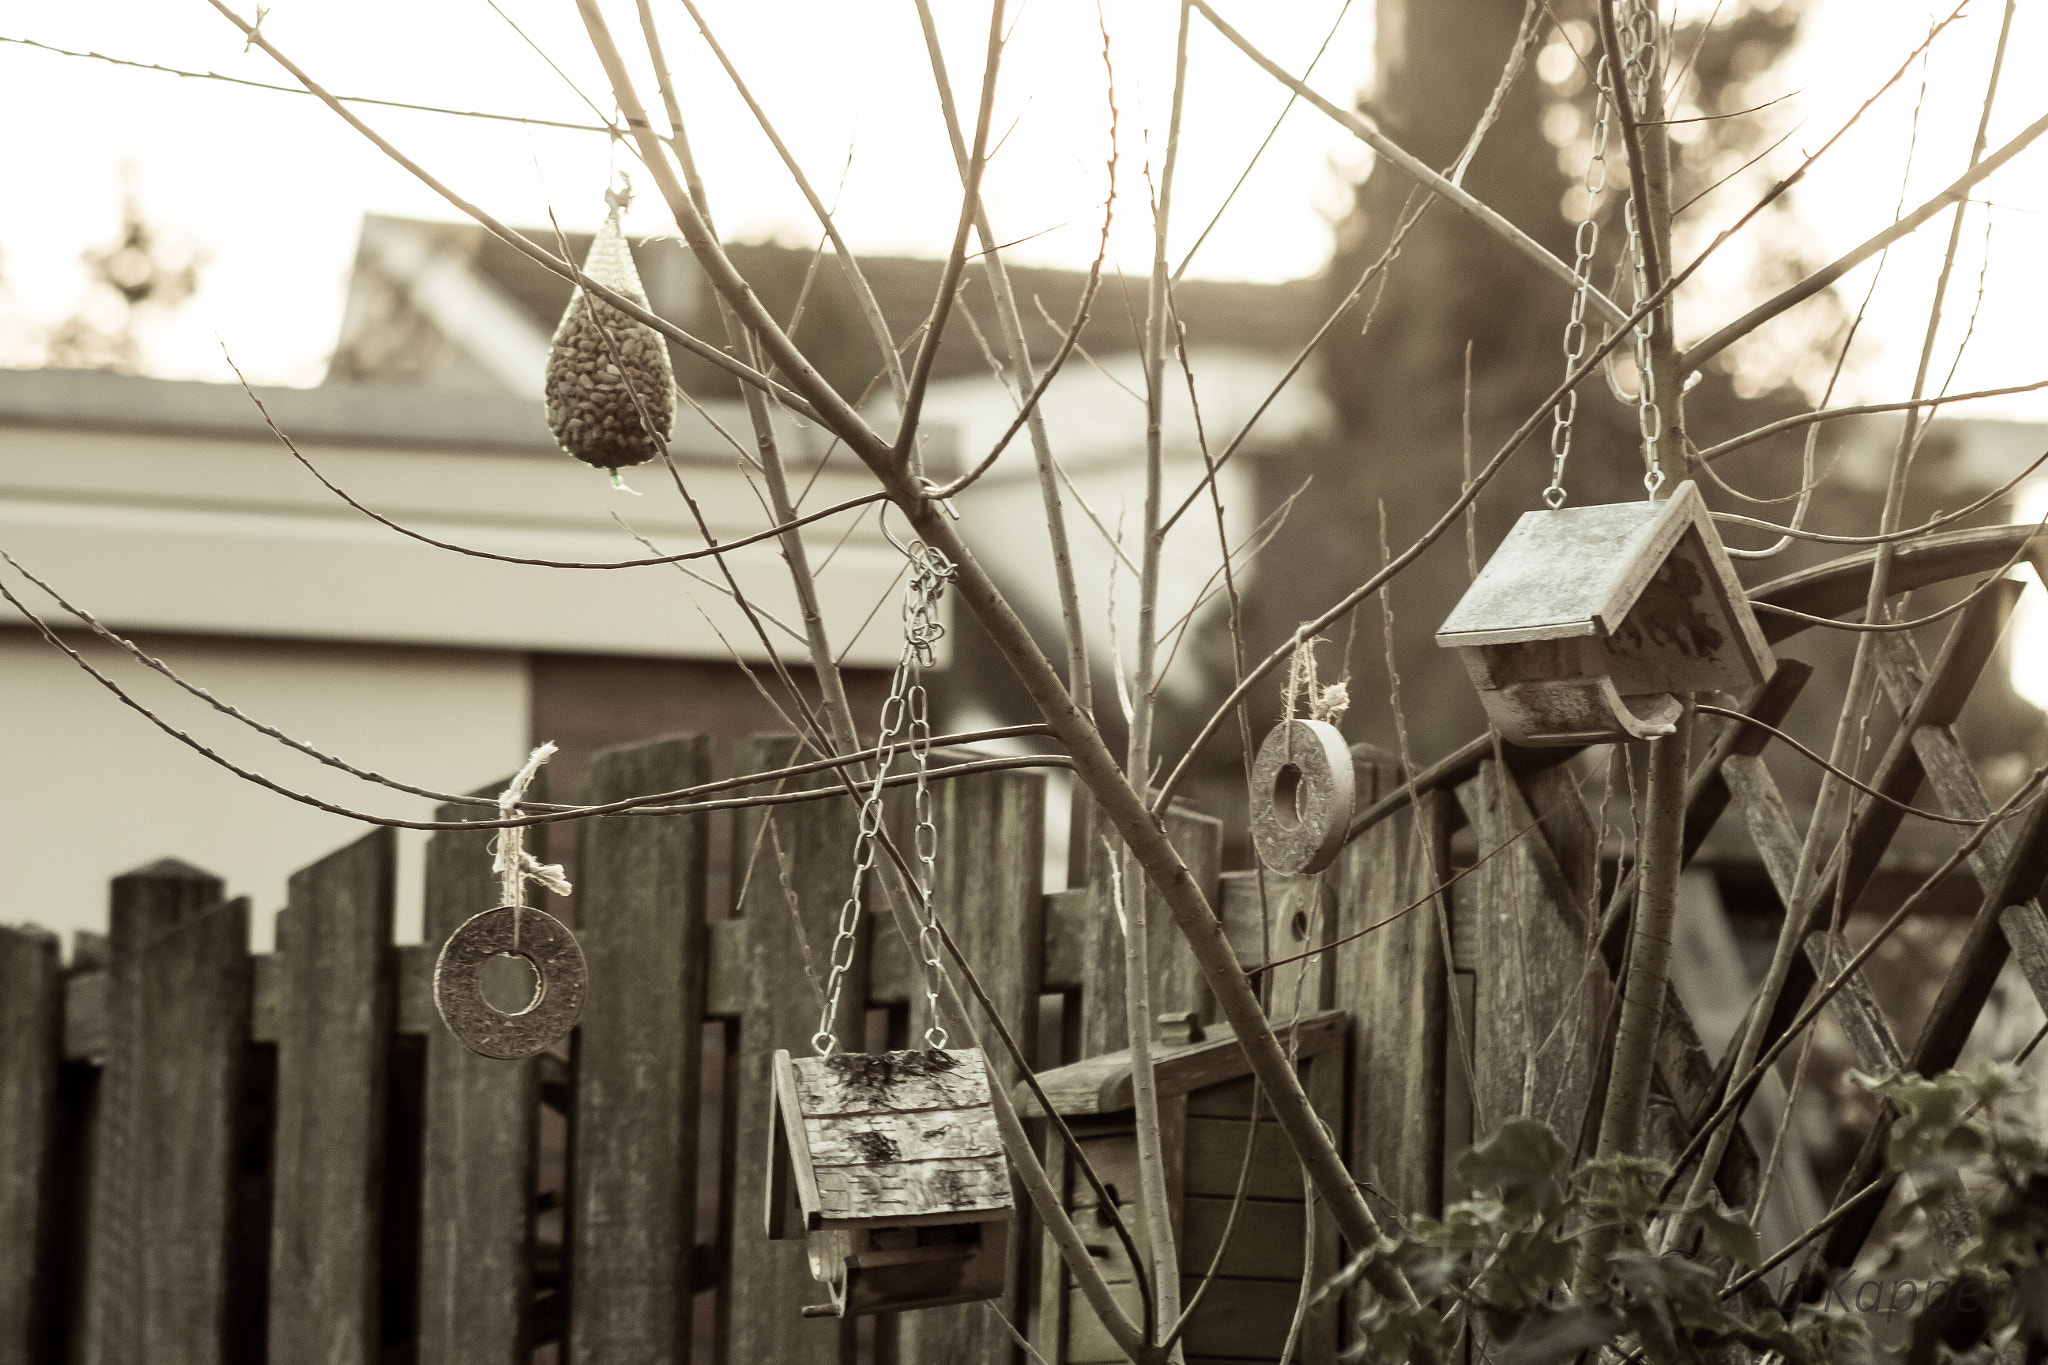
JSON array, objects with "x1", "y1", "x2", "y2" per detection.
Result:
[
  {"x1": 1689, "y1": 1196, "x2": 1762, "y2": 1270},
  {"x1": 1496, "y1": 1304, "x2": 1623, "y2": 1365},
  {"x1": 1457, "y1": 1119, "x2": 1567, "y2": 1217}
]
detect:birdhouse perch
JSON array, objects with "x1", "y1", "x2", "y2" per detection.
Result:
[{"x1": 1436, "y1": 481, "x2": 1773, "y2": 746}]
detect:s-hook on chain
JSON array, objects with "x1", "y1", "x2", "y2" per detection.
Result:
[
  {"x1": 813, "y1": 539, "x2": 957, "y2": 1055},
  {"x1": 1545, "y1": 51, "x2": 1613, "y2": 510}
]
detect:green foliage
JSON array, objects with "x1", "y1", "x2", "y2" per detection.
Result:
[{"x1": 1329, "y1": 1067, "x2": 2048, "y2": 1365}]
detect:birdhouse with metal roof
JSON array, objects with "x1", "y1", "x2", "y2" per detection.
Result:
[
  {"x1": 1015, "y1": 1011, "x2": 1346, "y2": 1363},
  {"x1": 1436, "y1": 481, "x2": 1773, "y2": 747},
  {"x1": 766, "y1": 1046, "x2": 1014, "y2": 1318}
]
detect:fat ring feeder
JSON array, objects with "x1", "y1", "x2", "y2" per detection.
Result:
[
  {"x1": 434, "y1": 905, "x2": 587, "y2": 1060},
  {"x1": 1249, "y1": 719, "x2": 1356, "y2": 875}
]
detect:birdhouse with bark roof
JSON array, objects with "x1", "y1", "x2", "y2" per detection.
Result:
[
  {"x1": 1015, "y1": 1010, "x2": 1347, "y2": 1363},
  {"x1": 766, "y1": 1046, "x2": 1014, "y2": 1318},
  {"x1": 1435, "y1": 480, "x2": 1774, "y2": 746}
]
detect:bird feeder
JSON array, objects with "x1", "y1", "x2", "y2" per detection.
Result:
[
  {"x1": 1436, "y1": 481, "x2": 1773, "y2": 747},
  {"x1": 1249, "y1": 719, "x2": 1356, "y2": 875},
  {"x1": 766, "y1": 1046, "x2": 1014, "y2": 1318},
  {"x1": 1016, "y1": 1011, "x2": 1347, "y2": 1363}
]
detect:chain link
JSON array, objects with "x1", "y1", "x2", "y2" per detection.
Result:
[
  {"x1": 1616, "y1": 0, "x2": 1668, "y2": 500},
  {"x1": 1545, "y1": 56, "x2": 1614, "y2": 511},
  {"x1": 813, "y1": 540, "x2": 957, "y2": 1055}
]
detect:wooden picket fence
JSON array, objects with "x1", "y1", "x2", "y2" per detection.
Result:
[{"x1": 0, "y1": 727, "x2": 1766, "y2": 1365}]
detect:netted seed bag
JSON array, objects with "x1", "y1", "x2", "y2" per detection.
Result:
[{"x1": 544, "y1": 202, "x2": 677, "y2": 471}]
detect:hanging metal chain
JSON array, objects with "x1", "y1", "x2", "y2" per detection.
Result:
[
  {"x1": 1617, "y1": 0, "x2": 1668, "y2": 499},
  {"x1": 812, "y1": 539, "x2": 956, "y2": 1055},
  {"x1": 1545, "y1": 56, "x2": 1614, "y2": 510}
]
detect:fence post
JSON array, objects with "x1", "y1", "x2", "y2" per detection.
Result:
[
  {"x1": 567, "y1": 735, "x2": 710, "y2": 1365},
  {"x1": 896, "y1": 764, "x2": 1046, "y2": 1364},
  {"x1": 724, "y1": 735, "x2": 864, "y2": 1364},
  {"x1": 267, "y1": 830, "x2": 397, "y2": 1365},
  {"x1": 84, "y1": 859, "x2": 224, "y2": 1365},
  {"x1": 0, "y1": 922, "x2": 62, "y2": 1365},
  {"x1": 419, "y1": 781, "x2": 542, "y2": 1365}
]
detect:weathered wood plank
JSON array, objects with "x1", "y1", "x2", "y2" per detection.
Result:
[
  {"x1": 802, "y1": 1111, "x2": 1004, "y2": 1166},
  {"x1": 267, "y1": 830, "x2": 396, "y2": 1365},
  {"x1": 812, "y1": 1158, "x2": 1013, "y2": 1223},
  {"x1": 1080, "y1": 804, "x2": 1221, "y2": 1056},
  {"x1": 568, "y1": 735, "x2": 710, "y2": 1365},
  {"x1": 136, "y1": 897, "x2": 253, "y2": 1363},
  {"x1": 418, "y1": 782, "x2": 540, "y2": 1365},
  {"x1": 1015, "y1": 1014, "x2": 1347, "y2": 1119},
  {"x1": 1339, "y1": 765, "x2": 1448, "y2": 1226},
  {"x1": 86, "y1": 858, "x2": 224, "y2": 1365},
  {"x1": 704, "y1": 918, "x2": 747, "y2": 1018},
  {"x1": 792, "y1": 1047, "x2": 993, "y2": 1115},
  {"x1": 1457, "y1": 760, "x2": 1610, "y2": 1145},
  {"x1": 725, "y1": 735, "x2": 857, "y2": 1361},
  {"x1": 1043, "y1": 887, "x2": 1089, "y2": 993},
  {"x1": 895, "y1": 763, "x2": 1045, "y2": 1364},
  {"x1": 0, "y1": 923, "x2": 62, "y2": 1365}
]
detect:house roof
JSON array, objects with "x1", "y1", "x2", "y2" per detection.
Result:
[{"x1": 328, "y1": 214, "x2": 1329, "y2": 401}]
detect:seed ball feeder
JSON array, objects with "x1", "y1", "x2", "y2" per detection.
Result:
[{"x1": 1435, "y1": 480, "x2": 1774, "y2": 747}]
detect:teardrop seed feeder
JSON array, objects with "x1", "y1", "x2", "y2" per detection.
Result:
[{"x1": 1436, "y1": 481, "x2": 1773, "y2": 746}]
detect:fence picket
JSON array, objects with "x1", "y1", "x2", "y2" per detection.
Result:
[
  {"x1": 267, "y1": 830, "x2": 396, "y2": 1365},
  {"x1": 419, "y1": 782, "x2": 541, "y2": 1365},
  {"x1": 567, "y1": 735, "x2": 710, "y2": 1365},
  {"x1": 86, "y1": 859, "x2": 224, "y2": 1365},
  {"x1": 0, "y1": 923, "x2": 62, "y2": 1365},
  {"x1": 137, "y1": 897, "x2": 253, "y2": 1364}
]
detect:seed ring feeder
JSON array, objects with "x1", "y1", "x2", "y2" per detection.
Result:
[
  {"x1": 434, "y1": 905, "x2": 587, "y2": 1060},
  {"x1": 1249, "y1": 719, "x2": 1356, "y2": 875}
]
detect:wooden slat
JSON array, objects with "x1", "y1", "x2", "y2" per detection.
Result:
[
  {"x1": 892, "y1": 764, "x2": 1046, "y2": 1365},
  {"x1": 1457, "y1": 761, "x2": 1609, "y2": 1145},
  {"x1": 86, "y1": 858, "x2": 223, "y2": 1365},
  {"x1": 1079, "y1": 804, "x2": 1221, "y2": 1057},
  {"x1": 418, "y1": 782, "x2": 540, "y2": 1365},
  {"x1": 267, "y1": 830, "x2": 396, "y2": 1365},
  {"x1": 136, "y1": 897, "x2": 253, "y2": 1362},
  {"x1": 1041, "y1": 888, "x2": 1089, "y2": 993},
  {"x1": 569, "y1": 735, "x2": 710, "y2": 1365},
  {"x1": 724, "y1": 735, "x2": 856, "y2": 1362},
  {"x1": 1341, "y1": 766, "x2": 1448, "y2": 1227},
  {"x1": 0, "y1": 923, "x2": 62, "y2": 1365}
]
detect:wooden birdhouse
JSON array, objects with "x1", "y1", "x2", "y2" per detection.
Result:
[
  {"x1": 1436, "y1": 481, "x2": 1773, "y2": 746},
  {"x1": 766, "y1": 1046, "x2": 1014, "y2": 1318},
  {"x1": 1016, "y1": 1011, "x2": 1347, "y2": 1364}
]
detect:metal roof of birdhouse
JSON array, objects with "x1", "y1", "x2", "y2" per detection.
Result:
[{"x1": 1435, "y1": 482, "x2": 1774, "y2": 744}]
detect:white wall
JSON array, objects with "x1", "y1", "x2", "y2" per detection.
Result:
[{"x1": 0, "y1": 630, "x2": 528, "y2": 952}]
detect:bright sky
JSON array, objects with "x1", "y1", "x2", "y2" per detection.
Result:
[{"x1": 0, "y1": 0, "x2": 2043, "y2": 421}]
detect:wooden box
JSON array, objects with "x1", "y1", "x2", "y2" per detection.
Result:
[
  {"x1": 1016, "y1": 1011, "x2": 1347, "y2": 1363},
  {"x1": 766, "y1": 1046, "x2": 1013, "y2": 1317},
  {"x1": 1436, "y1": 480, "x2": 1773, "y2": 745}
]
